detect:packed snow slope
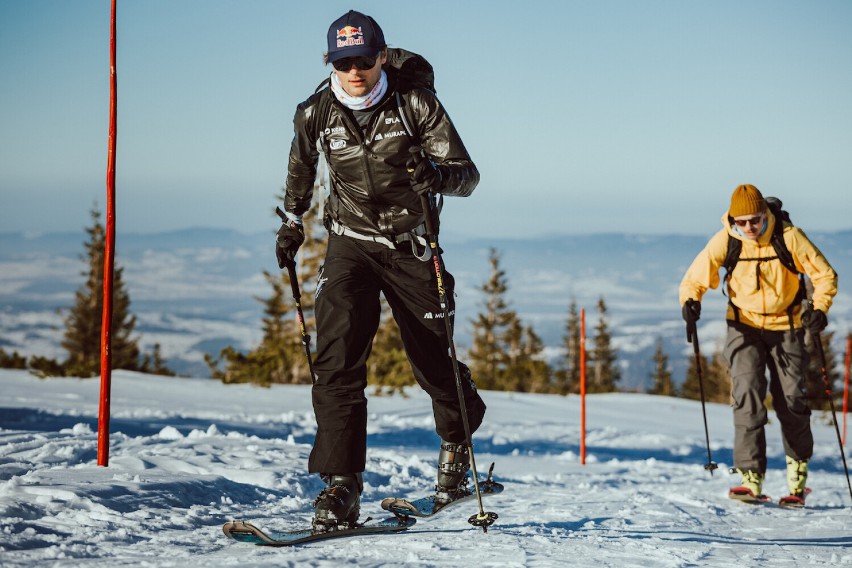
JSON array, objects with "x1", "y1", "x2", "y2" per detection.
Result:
[{"x1": 1, "y1": 369, "x2": 850, "y2": 567}]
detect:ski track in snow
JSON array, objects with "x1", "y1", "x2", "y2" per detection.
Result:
[{"x1": 1, "y1": 370, "x2": 850, "y2": 567}]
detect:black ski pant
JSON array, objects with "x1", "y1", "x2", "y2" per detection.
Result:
[
  {"x1": 724, "y1": 321, "x2": 813, "y2": 474},
  {"x1": 307, "y1": 234, "x2": 486, "y2": 475}
]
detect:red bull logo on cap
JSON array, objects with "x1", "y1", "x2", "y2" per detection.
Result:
[{"x1": 336, "y1": 25, "x2": 364, "y2": 48}]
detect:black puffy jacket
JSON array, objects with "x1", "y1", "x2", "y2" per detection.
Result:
[{"x1": 283, "y1": 72, "x2": 479, "y2": 237}]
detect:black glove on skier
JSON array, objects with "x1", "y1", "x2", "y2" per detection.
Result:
[
  {"x1": 407, "y1": 146, "x2": 443, "y2": 196},
  {"x1": 682, "y1": 299, "x2": 701, "y2": 325},
  {"x1": 275, "y1": 219, "x2": 305, "y2": 269},
  {"x1": 800, "y1": 306, "x2": 827, "y2": 333}
]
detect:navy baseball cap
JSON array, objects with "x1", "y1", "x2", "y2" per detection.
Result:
[{"x1": 326, "y1": 10, "x2": 385, "y2": 63}]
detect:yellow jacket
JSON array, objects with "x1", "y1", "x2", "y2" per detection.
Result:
[{"x1": 679, "y1": 210, "x2": 838, "y2": 331}]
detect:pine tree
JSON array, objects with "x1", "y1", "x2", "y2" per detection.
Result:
[
  {"x1": 680, "y1": 349, "x2": 710, "y2": 400},
  {"x1": 467, "y1": 248, "x2": 516, "y2": 390},
  {"x1": 680, "y1": 344, "x2": 729, "y2": 402},
  {"x1": 503, "y1": 319, "x2": 552, "y2": 393},
  {"x1": 649, "y1": 337, "x2": 675, "y2": 396},
  {"x1": 206, "y1": 270, "x2": 303, "y2": 386},
  {"x1": 0, "y1": 348, "x2": 27, "y2": 369},
  {"x1": 588, "y1": 297, "x2": 620, "y2": 393},
  {"x1": 706, "y1": 349, "x2": 732, "y2": 403},
  {"x1": 554, "y1": 299, "x2": 581, "y2": 395},
  {"x1": 207, "y1": 175, "x2": 327, "y2": 386},
  {"x1": 140, "y1": 344, "x2": 175, "y2": 376},
  {"x1": 803, "y1": 330, "x2": 842, "y2": 412},
  {"x1": 61, "y1": 207, "x2": 142, "y2": 377}
]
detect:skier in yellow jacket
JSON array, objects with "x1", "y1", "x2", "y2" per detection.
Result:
[{"x1": 679, "y1": 184, "x2": 837, "y2": 504}]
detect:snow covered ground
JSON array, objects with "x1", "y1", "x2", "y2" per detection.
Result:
[{"x1": 1, "y1": 369, "x2": 850, "y2": 567}]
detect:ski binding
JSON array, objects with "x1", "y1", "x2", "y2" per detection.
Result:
[{"x1": 381, "y1": 462, "x2": 504, "y2": 518}]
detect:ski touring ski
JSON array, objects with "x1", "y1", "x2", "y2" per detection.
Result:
[
  {"x1": 728, "y1": 486, "x2": 772, "y2": 504},
  {"x1": 778, "y1": 487, "x2": 812, "y2": 508},
  {"x1": 381, "y1": 463, "x2": 504, "y2": 519},
  {"x1": 222, "y1": 516, "x2": 415, "y2": 547},
  {"x1": 729, "y1": 486, "x2": 812, "y2": 507}
]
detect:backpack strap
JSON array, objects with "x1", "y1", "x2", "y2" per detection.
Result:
[
  {"x1": 308, "y1": 85, "x2": 335, "y2": 226},
  {"x1": 722, "y1": 235, "x2": 741, "y2": 289},
  {"x1": 765, "y1": 201, "x2": 805, "y2": 328},
  {"x1": 395, "y1": 91, "x2": 416, "y2": 142},
  {"x1": 312, "y1": 82, "x2": 333, "y2": 159},
  {"x1": 723, "y1": 204, "x2": 805, "y2": 329}
]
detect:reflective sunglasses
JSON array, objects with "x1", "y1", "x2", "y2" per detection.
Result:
[
  {"x1": 332, "y1": 55, "x2": 379, "y2": 72},
  {"x1": 734, "y1": 214, "x2": 764, "y2": 227}
]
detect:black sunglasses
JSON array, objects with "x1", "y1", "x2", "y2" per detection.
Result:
[
  {"x1": 332, "y1": 55, "x2": 379, "y2": 72},
  {"x1": 734, "y1": 214, "x2": 764, "y2": 227}
]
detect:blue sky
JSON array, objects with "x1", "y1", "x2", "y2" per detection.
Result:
[{"x1": 1, "y1": 0, "x2": 851, "y2": 239}]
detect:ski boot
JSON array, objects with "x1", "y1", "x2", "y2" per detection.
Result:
[
  {"x1": 779, "y1": 456, "x2": 809, "y2": 507},
  {"x1": 313, "y1": 473, "x2": 362, "y2": 532},
  {"x1": 729, "y1": 469, "x2": 767, "y2": 502},
  {"x1": 435, "y1": 440, "x2": 470, "y2": 503},
  {"x1": 785, "y1": 456, "x2": 808, "y2": 496}
]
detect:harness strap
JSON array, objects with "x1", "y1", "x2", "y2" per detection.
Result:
[
  {"x1": 727, "y1": 299, "x2": 799, "y2": 330},
  {"x1": 329, "y1": 219, "x2": 431, "y2": 261}
]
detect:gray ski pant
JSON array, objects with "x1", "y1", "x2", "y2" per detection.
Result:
[{"x1": 724, "y1": 321, "x2": 813, "y2": 474}]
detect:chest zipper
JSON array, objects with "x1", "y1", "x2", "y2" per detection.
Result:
[{"x1": 336, "y1": 99, "x2": 393, "y2": 200}]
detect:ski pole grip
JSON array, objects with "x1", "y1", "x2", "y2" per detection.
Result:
[
  {"x1": 286, "y1": 263, "x2": 301, "y2": 300},
  {"x1": 686, "y1": 320, "x2": 695, "y2": 345},
  {"x1": 419, "y1": 193, "x2": 438, "y2": 237},
  {"x1": 275, "y1": 207, "x2": 301, "y2": 297}
]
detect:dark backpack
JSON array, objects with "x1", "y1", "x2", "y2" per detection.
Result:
[
  {"x1": 722, "y1": 197, "x2": 806, "y2": 326},
  {"x1": 385, "y1": 47, "x2": 435, "y2": 94}
]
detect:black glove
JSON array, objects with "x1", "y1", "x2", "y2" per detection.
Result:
[
  {"x1": 407, "y1": 146, "x2": 442, "y2": 196},
  {"x1": 801, "y1": 306, "x2": 827, "y2": 333},
  {"x1": 682, "y1": 299, "x2": 701, "y2": 325},
  {"x1": 275, "y1": 219, "x2": 305, "y2": 269}
]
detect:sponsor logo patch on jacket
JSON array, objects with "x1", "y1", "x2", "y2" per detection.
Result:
[{"x1": 373, "y1": 130, "x2": 407, "y2": 142}]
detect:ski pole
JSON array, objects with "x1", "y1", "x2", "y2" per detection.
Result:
[
  {"x1": 811, "y1": 328, "x2": 852, "y2": 503},
  {"x1": 419, "y1": 191, "x2": 498, "y2": 532},
  {"x1": 276, "y1": 207, "x2": 316, "y2": 384},
  {"x1": 686, "y1": 320, "x2": 719, "y2": 475}
]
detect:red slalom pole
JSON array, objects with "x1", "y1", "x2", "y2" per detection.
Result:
[
  {"x1": 843, "y1": 334, "x2": 850, "y2": 446},
  {"x1": 580, "y1": 308, "x2": 586, "y2": 465},
  {"x1": 98, "y1": 0, "x2": 118, "y2": 467}
]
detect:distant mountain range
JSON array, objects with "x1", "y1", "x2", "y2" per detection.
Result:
[{"x1": 2, "y1": 227, "x2": 850, "y2": 390}]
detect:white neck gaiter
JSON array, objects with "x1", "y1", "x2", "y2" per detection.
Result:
[{"x1": 330, "y1": 69, "x2": 388, "y2": 110}]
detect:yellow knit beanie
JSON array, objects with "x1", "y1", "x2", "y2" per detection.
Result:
[{"x1": 729, "y1": 184, "x2": 766, "y2": 217}]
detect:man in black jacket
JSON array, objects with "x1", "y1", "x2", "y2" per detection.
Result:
[{"x1": 276, "y1": 10, "x2": 485, "y2": 530}]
